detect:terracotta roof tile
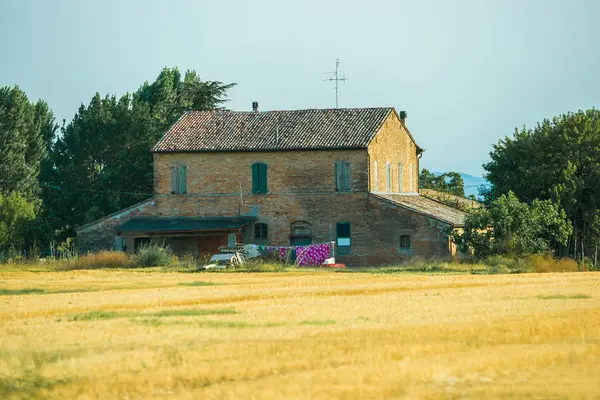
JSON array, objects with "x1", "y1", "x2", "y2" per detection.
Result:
[
  {"x1": 152, "y1": 107, "x2": 394, "y2": 152},
  {"x1": 373, "y1": 193, "x2": 468, "y2": 227}
]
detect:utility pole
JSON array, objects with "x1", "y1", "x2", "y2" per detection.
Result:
[{"x1": 324, "y1": 58, "x2": 347, "y2": 108}]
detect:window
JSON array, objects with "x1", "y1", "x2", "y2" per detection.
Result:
[
  {"x1": 228, "y1": 233, "x2": 237, "y2": 247},
  {"x1": 114, "y1": 236, "x2": 125, "y2": 252},
  {"x1": 373, "y1": 161, "x2": 379, "y2": 191},
  {"x1": 290, "y1": 220, "x2": 312, "y2": 246},
  {"x1": 398, "y1": 163, "x2": 404, "y2": 192},
  {"x1": 400, "y1": 235, "x2": 411, "y2": 249},
  {"x1": 409, "y1": 163, "x2": 414, "y2": 192},
  {"x1": 170, "y1": 163, "x2": 187, "y2": 194},
  {"x1": 255, "y1": 223, "x2": 268, "y2": 239},
  {"x1": 386, "y1": 162, "x2": 391, "y2": 192},
  {"x1": 335, "y1": 161, "x2": 351, "y2": 192},
  {"x1": 336, "y1": 222, "x2": 351, "y2": 255},
  {"x1": 252, "y1": 162, "x2": 268, "y2": 194}
]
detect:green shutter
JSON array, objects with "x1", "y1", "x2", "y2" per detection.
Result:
[
  {"x1": 251, "y1": 163, "x2": 259, "y2": 194},
  {"x1": 335, "y1": 161, "x2": 342, "y2": 191},
  {"x1": 336, "y1": 222, "x2": 351, "y2": 255},
  {"x1": 179, "y1": 165, "x2": 187, "y2": 194},
  {"x1": 170, "y1": 165, "x2": 177, "y2": 194},
  {"x1": 342, "y1": 162, "x2": 351, "y2": 192},
  {"x1": 258, "y1": 163, "x2": 268, "y2": 193}
]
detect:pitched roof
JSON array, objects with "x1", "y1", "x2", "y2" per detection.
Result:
[
  {"x1": 372, "y1": 193, "x2": 468, "y2": 227},
  {"x1": 117, "y1": 216, "x2": 255, "y2": 233},
  {"x1": 152, "y1": 107, "x2": 396, "y2": 153},
  {"x1": 420, "y1": 189, "x2": 482, "y2": 211}
]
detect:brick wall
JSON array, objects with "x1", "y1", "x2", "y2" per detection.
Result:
[
  {"x1": 368, "y1": 112, "x2": 419, "y2": 193},
  {"x1": 141, "y1": 193, "x2": 452, "y2": 266},
  {"x1": 153, "y1": 149, "x2": 369, "y2": 196}
]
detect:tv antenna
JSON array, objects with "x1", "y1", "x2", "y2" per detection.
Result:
[{"x1": 323, "y1": 58, "x2": 347, "y2": 108}]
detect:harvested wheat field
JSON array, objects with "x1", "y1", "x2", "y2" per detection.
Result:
[{"x1": 0, "y1": 270, "x2": 599, "y2": 399}]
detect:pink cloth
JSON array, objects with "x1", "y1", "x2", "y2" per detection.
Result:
[
  {"x1": 267, "y1": 243, "x2": 332, "y2": 266},
  {"x1": 296, "y1": 243, "x2": 331, "y2": 266}
]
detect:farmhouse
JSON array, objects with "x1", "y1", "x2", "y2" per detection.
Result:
[{"x1": 77, "y1": 105, "x2": 468, "y2": 265}]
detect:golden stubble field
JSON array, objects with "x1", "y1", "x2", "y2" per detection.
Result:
[{"x1": 0, "y1": 269, "x2": 599, "y2": 399}]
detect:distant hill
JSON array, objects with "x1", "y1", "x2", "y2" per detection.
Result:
[{"x1": 432, "y1": 172, "x2": 490, "y2": 198}]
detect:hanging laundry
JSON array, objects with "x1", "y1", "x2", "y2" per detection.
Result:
[
  {"x1": 249, "y1": 242, "x2": 332, "y2": 266},
  {"x1": 295, "y1": 243, "x2": 331, "y2": 266}
]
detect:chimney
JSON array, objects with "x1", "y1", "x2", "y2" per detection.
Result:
[
  {"x1": 252, "y1": 101, "x2": 259, "y2": 112},
  {"x1": 399, "y1": 110, "x2": 407, "y2": 123}
]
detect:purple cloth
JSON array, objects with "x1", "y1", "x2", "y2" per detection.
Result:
[
  {"x1": 264, "y1": 243, "x2": 332, "y2": 266},
  {"x1": 295, "y1": 243, "x2": 332, "y2": 266}
]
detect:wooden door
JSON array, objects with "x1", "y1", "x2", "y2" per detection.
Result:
[{"x1": 198, "y1": 235, "x2": 227, "y2": 255}]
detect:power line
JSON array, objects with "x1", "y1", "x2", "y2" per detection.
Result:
[
  {"x1": 1, "y1": 178, "x2": 154, "y2": 197},
  {"x1": 42, "y1": 183, "x2": 154, "y2": 197}
]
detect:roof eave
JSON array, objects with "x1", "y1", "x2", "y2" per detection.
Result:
[{"x1": 151, "y1": 146, "x2": 368, "y2": 154}]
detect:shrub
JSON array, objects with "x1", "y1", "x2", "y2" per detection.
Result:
[
  {"x1": 483, "y1": 254, "x2": 579, "y2": 274},
  {"x1": 59, "y1": 251, "x2": 133, "y2": 270},
  {"x1": 484, "y1": 255, "x2": 532, "y2": 274},
  {"x1": 530, "y1": 255, "x2": 578, "y2": 273},
  {"x1": 452, "y1": 192, "x2": 572, "y2": 259},
  {"x1": 134, "y1": 243, "x2": 173, "y2": 267}
]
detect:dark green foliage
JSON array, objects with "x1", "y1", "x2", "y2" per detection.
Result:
[
  {"x1": 484, "y1": 109, "x2": 600, "y2": 257},
  {"x1": 452, "y1": 192, "x2": 572, "y2": 258},
  {"x1": 0, "y1": 86, "x2": 56, "y2": 199},
  {"x1": 0, "y1": 86, "x2": 57, "y2": 251},
  {"x1": 43, "y1": 68, "x2": 235, "y2": 239},
  {"x1": 419, "y1": 169, "x2": 465, "y2": 197},
  {"x1": 0, "y1": 192, "x2": 36, "y2": 252}
]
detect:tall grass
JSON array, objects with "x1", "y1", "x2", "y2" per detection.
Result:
[
  {"x1": 58, "y1": 251, "x2": 134, "y2": 271},
  {"x1": 1, "y1": 270, "x2": 598, "y2": 399},
  {"x1": 528, "y1": 255, "x2": 579, "y2": 273}
]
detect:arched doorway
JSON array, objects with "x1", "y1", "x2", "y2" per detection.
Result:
[{"x1": 290, "y1": 220, "x2": 312, "y2": 246}]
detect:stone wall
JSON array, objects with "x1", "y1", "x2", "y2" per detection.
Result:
[{"x1": 76, "y1": 199, "x2": 158, "y2": 254}]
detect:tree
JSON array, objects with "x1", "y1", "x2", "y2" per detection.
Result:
[
  {"x1": 452, "y1": 192, "x2": 572, "y2": 258},
  {"x1": 0, "y1": 192, "x2": 36, "y2": 252},
  {"x1": 484, "y1": 109, "x2": 600, "y2": 258},
  {"x1": 44, "y1": 67, "x2": 235, "y2": 238},
  {"x1": 419, "y1": 169, "x2": 465, "y2": 197},
  {"x1": 0, "y1": 86, "x2": 56, "y2": 200}
]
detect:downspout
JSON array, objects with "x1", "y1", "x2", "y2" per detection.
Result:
[
  {"x1": 367, "y1": 150, "x2": 371, "y2": 195},
  {"x1": 417, "y1": 149, "x2": 424, "y2": 194}
]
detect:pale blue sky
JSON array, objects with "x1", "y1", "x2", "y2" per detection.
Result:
[{"x1": 1, "y1": 0, "x2": 599, "y2": 176}]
